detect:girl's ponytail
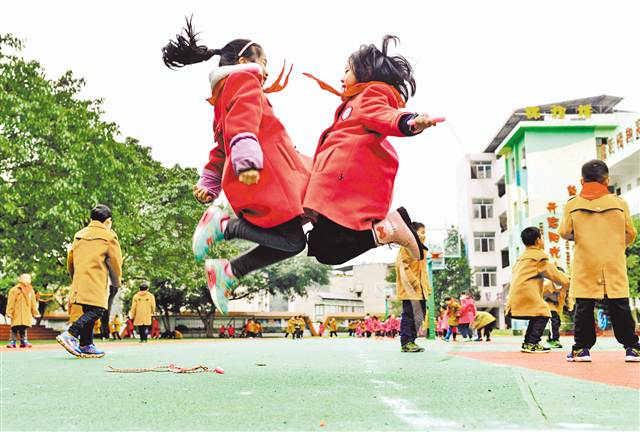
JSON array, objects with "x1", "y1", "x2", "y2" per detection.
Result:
[
  {"x1": 162, "y1": 16, "x2": 217, "y2": 69},
  {"x1": 162, "y1": 16, "x2": 263, "y2": 70}
]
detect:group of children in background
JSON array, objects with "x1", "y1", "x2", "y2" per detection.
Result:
[
  {"x1": 435, "y1": 294, "x2": 496, "y2": 343},
  {"x1": 285, "y1": 316, "x2": 306, "y2": 339},
  {"x1": 506, "y1": 160, "x2": 639, "y2": 362}
]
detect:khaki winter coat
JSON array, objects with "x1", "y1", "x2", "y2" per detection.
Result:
[
  {"x1": 506, "y1": 247, "x2": 570, "y2": 318},
  {"x1": 559, "y1": 194, "x2": 636, "y2": 299},
  {"x1": 67, "y1": 221, "x2": 123, "y2": 309},
  {"x1": 6, "y1": 283, "x2": 39, "y2": 327},
  {"x1": 470, "y1": 311, "x2": 496, "y2": 330},
  {"x1": 130, "y1": 291, "x2": 156, "y2": 326},
  {"x1": 395, "y1": 247, "x2": 431, "y2": 300}
]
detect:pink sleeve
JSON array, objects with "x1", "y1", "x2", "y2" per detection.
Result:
[{"x1": 229, "y1": 132, "x2": 264, "y2": 175}]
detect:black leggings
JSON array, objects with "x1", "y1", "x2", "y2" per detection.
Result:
[
  {"x1": 10, "y1": 325, "x2": 28, "y2": 342},
  {"x1": 226, "y1": 217, "x2": 306, "y2": 278},
  {"x1": 138, "y1": 325, "x2": 150, "y2": 342},
  {"x1": 68, "y1": 304, "x2": 105, "y2": 346},
  {"x1": 307, "y1": 216, "x2": 377, "y2": 265}
]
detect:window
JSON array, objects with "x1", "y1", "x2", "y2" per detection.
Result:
[
  {"x1": 513, "y1": 202, "x2": 519, "y2": 226},
  {"x1": 474, "y1": 232, "x2": 495, "y2": 252},
  {"x1": 595, "y1": 137, "x2": 608, "y2": 160},
  {"x1": 472, "y1": 199, "x2": 494, "y2": 219},
  {"x1": 499, "y1": 212, "x2": 508, "y2": 233},
  {"x1": 470, "y1": 161, "x2": 492, "y2": 179},
  {"x1": 475, "y1": 267, "x2": 497, "y2": 287},
  {"x1": 627, "y1": 184, "x2": 632, "y2": 192},
  {"x1": 616, "y1": 187, "x2": 621, "y2": 196},
  {"x1": 497, "y1": 176, "x2": 506, "y2": 197},
  {"x1": 521, "y1": 146, "x2": 527, "y2": 169},
  {"x1": 501, "y1": 248, "x2": 510, "y2": 268}
]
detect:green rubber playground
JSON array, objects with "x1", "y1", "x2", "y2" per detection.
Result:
[{"x1": 2, "y1": 336, "x2": 638, "y2": 431}]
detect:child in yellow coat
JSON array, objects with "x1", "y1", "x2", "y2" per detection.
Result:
[
  {"x1": 506, "y1": 227, "x2": 570, "y2": 353},
  {"x1": 559, "y1": 160, "x2": 639, "y2": 362},
  {"x1": 5, "y1": 274, "x2": 40, "y2": 348},
  {"x1": 110, "y1": 314, "x2": 122, "y2": 340},
  {"x1": 542, "y1": 268, "x2": 569, "y2": 349}
]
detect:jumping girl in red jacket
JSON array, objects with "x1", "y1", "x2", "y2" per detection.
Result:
[
  {"x1": 303, "y1": 36, "x2": 442, "y2": 265},
  {"x1": 162, "y1": 18, "x2": 309, "y2": 313}
]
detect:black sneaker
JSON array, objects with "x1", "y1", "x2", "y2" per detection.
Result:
[
  {"x1": 521, "y1": 343, "x2": 551, "y2": 353},
  {"x1": 548, "y1": 339, "x2": 563, "y2": 349},
  {"x1": 566, "y1": 348, "x2": 591, "y2": 362},
  {"x1": 401, "y1": 342, "x2": 425, "y2": 353},
  {"x1": 625, "y1": 346, "x2": 640, "y2": 363}
]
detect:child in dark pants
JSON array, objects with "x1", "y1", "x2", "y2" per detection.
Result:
[
  {"x1": 542, "y1": 269, "x2": 569, "y2": 349},
  {"x1": 471, "y1": 311, "x2": 496, "y2": 342},
  {"x1": 395, "y1": 222, "x2": 430, "y2": 352},
  {"x1": 506, "y1": 227, "x2": 570, "y2": 353},
  {"x1": 56, "y1": 205, "x2": 123, "y2": 358},
  {"x1": 559, "y1": 159, "x2": 639, "y2": 362},
  {"x1": 5, "y1": 274, "x2": 39, "y2": 348}
]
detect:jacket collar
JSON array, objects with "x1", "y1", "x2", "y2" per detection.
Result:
[
  {"x1": 580, "y1": 182, "x2": 610, "y2": 200},
  {"x1": 88, "y1": 220, "x2": 109, "y2": 230},
  {"x1": 523, "y1": 246, "x2": 548, "y2": 260},
  {"x1": 207, "y1": 62, "x2": 293, "y2": 106}
]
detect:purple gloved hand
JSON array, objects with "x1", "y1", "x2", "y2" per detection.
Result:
[
  {"x1": 195, "y1": 168, "x2": 222, "y2": 203},
  {"x1": 229, "y1": 133, "x2": 263, "y2": 176}
]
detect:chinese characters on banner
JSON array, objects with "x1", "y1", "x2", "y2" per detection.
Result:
[
  {"x1": 546, "y1": 201, "x2": 561, "y2": 261},
  {"x1": 483, "y1": 287, "x2": 503, "y2": 303},
  {"x1": 525, "y1": 104, "x2": 593, "y2": 120},
  {"x1": 598, "y1": 120, "x2": 639, "y2": 160}
]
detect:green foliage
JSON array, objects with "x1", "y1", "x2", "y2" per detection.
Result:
[
  {"x1": 432, "y1": 227, "x2": 474, "y2": 306},
  {"x1": 385, "y1": 266, "x2": 397, "y2": 283},
  {"x1": 627, "y1": 216, "x2": 640, "y2": 298}
]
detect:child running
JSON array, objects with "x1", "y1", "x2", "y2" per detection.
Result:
[
  {"x1": 506, "y1": 227, "x2": 570, "y2": 353},
  {"x1": 303, "y1": 36, "x2": 443, "y2": 265},
  {"x1": 56, "y1": 205, "x2": 123, "y2": 358},
  {"x1": 559, "y1": 160, "x2": 639, "y2": 362},
  {"x1": 162, "y1": 18, "x2": 309, "y2": 314}
]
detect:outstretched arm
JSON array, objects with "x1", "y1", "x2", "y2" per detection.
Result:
[
  {"x1": 360, "y1": 85, "x2": 441, "y2": 137},
  {"x1": 540, "y1": 260, "x2": 570, "y2": 288}
]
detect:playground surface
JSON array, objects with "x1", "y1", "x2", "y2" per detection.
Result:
[{"x1": 1, "y1": 336, "x2": 638, "y2": 431}]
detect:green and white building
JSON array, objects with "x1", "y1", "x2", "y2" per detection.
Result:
[{"x1": 458, "y1": 95, "x2": 639, "y2": 328}]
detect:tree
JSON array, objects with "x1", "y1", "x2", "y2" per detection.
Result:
[
  {"x1": 432, "y1": 227, "x2": 473, "y2": 306},
  {"x1": 0, "y1": 34, "x2": 154, "y2": 296}
]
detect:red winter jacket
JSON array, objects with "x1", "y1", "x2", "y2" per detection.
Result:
[
  {"x1": 303, "y1": 83, "x2": 417, "y2": 231},
  {"x1": 205, "y1": 69, "x2": 310, "y2": 228}
]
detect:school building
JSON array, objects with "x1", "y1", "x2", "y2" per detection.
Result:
[
  {"x1": 457, "y1": 95, "x2": 640, "y2": 328},
  {"x1": 228, "y1": 262, "x2": 391, "y2": 323}
]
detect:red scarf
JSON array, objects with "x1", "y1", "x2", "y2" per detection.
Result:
[
  {"x1": 580, "y1": 182, "x2": 609, "y2": 200},
  {"x1": 207, "y1": 62, "x2": 293, "y2": 106},
  {"x1": 302, "y1": 73, "x2": 406, "y2": 108}
]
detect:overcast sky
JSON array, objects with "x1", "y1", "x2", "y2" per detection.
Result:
[{"x1": 2, "y1": 0, "x2": 638, "y2": 263}]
